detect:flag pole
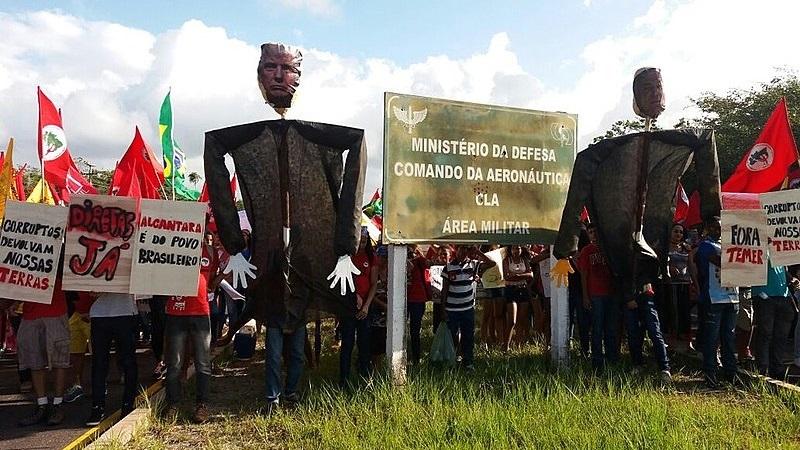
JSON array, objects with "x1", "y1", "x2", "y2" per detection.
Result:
[{"x1": 170, "y1": 88, "x2": 176, "y2": 201}]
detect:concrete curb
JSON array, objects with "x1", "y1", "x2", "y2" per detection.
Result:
[{"x1": 64, "y1": 345, "x2": 228, "y2": 449}]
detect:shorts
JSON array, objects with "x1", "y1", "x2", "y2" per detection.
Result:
[
  {"x1": 370, "y1": 326, "x2": 387, "y2": 356},
  {"x1": 504, "y1": 285, "x2": 531, "y2": 303},
  {"x1": 485, "y1": 288, "x2": 504, "y2": 299},
  {"x1": 69, "y1": 312, "x2": 91, "y2": 354},
  {"x1": 17, "y1": 315, "x2": 70, "y2": 370}
]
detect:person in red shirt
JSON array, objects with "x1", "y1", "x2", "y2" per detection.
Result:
[
  {"x1": 163, "y1": 234, "x2": 219, "y2": 424},
  {"x1": 339, "y1": 227, "x2": 378, "y2": 385},
  {"x1": 406, "y1": 244, "x2": 431, "y2": 365},
  {"x1": 577, "y1": 223, "x2": 618, "y2": 370},
  {"x1": 11, "y1": 274, "x2": 70, "y2": 426}
]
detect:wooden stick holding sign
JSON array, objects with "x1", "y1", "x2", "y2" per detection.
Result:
[
  {"x1": 62, "y1": 194, "x2": 138, "y2": 293},
  {"x1": 130, "y1": 199, "x2": 207, "y2": 296},
  {"x1": 0, "y1": 201, "x2": 67, "y2": 304}
]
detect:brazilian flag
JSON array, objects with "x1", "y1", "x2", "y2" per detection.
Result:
[{"x1": 160, "y1": 91, "x2": 199, "y2": 200}]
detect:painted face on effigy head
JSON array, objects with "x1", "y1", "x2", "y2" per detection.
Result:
[
  {"x1": 257, "y1": 43, "x2": 302, "y2": 114},
  {"x1": 633, "y1": 67, "x2": 665, "y2": 120}
]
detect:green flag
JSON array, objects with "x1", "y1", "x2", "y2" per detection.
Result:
[{"x1": 159, "y1": 91, "x2": 198, "y2": 199}]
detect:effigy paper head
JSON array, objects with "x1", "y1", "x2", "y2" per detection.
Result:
[
  {"x1": 632, "y1": 67, "x2": 665, "y2": 120},
  {"x1": 257, "y1": 43, "x2": 302, "y2": 115}
]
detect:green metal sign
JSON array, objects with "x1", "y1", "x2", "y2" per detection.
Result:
[{"x1": 382, "y1": 92, "x2": 577, "y2": 244}]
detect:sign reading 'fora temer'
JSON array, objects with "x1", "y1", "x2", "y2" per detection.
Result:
[{"x1": 382, "y1": 92, "x2": 576, "y2": 244}]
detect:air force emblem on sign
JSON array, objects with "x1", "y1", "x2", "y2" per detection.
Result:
[
  {"x1": 550, "y1": 123, "x2": 574, "y2": 147},
  {"x1": 41, "y1": 125, "x2": 68, "y2": 161},
  {"x1": 746, "y1": 143, "x2": 774, "y2": 172},
  {"x1": 393, "y1": 106, "x2": 427, "y2": 134}
]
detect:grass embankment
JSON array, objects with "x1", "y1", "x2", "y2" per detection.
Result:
[{"x1": 120, "y1": 320, "x2": 800, "y2": 450}]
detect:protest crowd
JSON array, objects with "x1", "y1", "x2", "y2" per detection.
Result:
[
  {"x1": 4, "y1": 209, "x2": 800, "y2": 427},
  {"x1": 2, "y1": 45, "x2": 800, "y2": 447}
]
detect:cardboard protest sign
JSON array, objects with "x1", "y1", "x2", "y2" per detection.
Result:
[
  {"x1": 480, "y1": 247, "x2": 506, "y2": 289},
  {"x1": 0, "y1": 201, "x2": 66, "y2": 304},
  {"x1": 759, "y1": 190, "x2": 800, "y2": 266},
  {"x1": 130, "y1": 199, "x2": 206, "y2": 296},
  {"x1": 63, "y1": 194, "x2": 138, "y2": 293},
  {"x1": 721, "y1": 209, "x2": 768, "y2": 287}
]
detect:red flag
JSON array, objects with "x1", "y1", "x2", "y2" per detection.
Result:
[
  {"x1": 115, "y1": 165, "x2": 142, "y2": 198},
  {"x1": 579, "y1": 206, "x2": 590, "y2": 222},
  {"x1": 110, "y1": 128, "x2": 164, "y2": 199},
  {"x1": 198, "y1": 174, "x2": 236, "y2": 203},
  {"x1": 722, "y1": 97, "x2": 799, "y2": 193},
  {"x1": 37, "y1": 87, "x2": 96, "y2": 201},
  {"x1": 198, "y1": 182, "x2": 208, "y2": 203},
  {"x1": 14, "y1": 165, "x2": 26, "y2": 201},
  {"x1": 673, "y1": 182, "x2": 689, "y2": 223}
]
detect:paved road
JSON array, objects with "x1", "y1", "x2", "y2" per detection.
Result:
[{"x1": 0, "y1": 346, "x2": 159, "y2": 450}]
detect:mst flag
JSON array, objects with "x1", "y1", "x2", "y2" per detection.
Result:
[
  {"x1": 723, "y1": 97, "x2": 799, "y2": 193},
  {"x1": 37, "y1": 87, "x2": 96, "y2": 201}
]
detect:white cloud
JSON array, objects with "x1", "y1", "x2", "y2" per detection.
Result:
[{"x1": 1, "y1": 1, "x2": 800, "y2": 199}]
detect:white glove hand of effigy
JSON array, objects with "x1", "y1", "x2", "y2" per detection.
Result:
[
  {"x1": 327, "y1": 255, "x2": 361, "y2": 296},
  {"x1": 223, "y1": 252, "x2": 258, "y2": 290}
]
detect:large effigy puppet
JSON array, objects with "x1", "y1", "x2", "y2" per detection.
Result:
[
  {"x1": 204, "y1": 43, "x2": 366, "y2": 334},
  {"x1": 551, "y1": 68, "x2": 721, "y2": 298}
]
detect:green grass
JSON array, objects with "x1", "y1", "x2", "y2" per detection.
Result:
[{"x1": 124, "y1": 318, "x2": 800, "y2": 450}]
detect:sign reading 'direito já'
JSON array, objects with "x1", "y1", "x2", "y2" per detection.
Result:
[
  {"x1": 382, "y1": 92, "x2": 576, "y2": 244},
  {"x1": 62, "y1": 194, "x2": 138, "y2": 293}
]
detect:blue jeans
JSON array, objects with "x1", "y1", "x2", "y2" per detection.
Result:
[
  {"x1": 408, "y1": 302, "x2": 426, "y2": 365},
  {"x1": 265, "y1": 326, "x2": 306, "y2": 403},
  {"x1": 339, "y1": 317, "x2": 371, "y2": 384},
  {"x1": 447, "y1": 308, "x2": 475, "y2": 366},
  {"x1": 701, "y1": 301, "x2": 739, "y2": 380},
  {"x1": 624, "y1": 295, "x2": 670, "y2": 371},
  {"x1": 590, "y1": 296, "x2": 619, "y2": 368},
  {"x1": 165, "y1": 315, "x2": 211, "y2": 405}
]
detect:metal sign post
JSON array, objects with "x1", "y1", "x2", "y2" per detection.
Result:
[
  {"x1": 386, "y1": 243, "x2": 408, "y2": 384},
  {"x1": 549, "y1": 247, "x2": 570, "y2": 365}
]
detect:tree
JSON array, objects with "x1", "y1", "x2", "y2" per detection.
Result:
[
  {"x1": 683, "y1": 70, "x2": 800, "y2": 186},
  {"x1": 187, "y1": 171, "x2": 201, "y2": 189},
  {"x1": 592, "y1": 118, "x2": 662, "y2": 143}
]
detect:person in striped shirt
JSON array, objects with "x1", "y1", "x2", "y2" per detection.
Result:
[{"x1": 442, "y1": 245, "x2": 496, "y2": 370}]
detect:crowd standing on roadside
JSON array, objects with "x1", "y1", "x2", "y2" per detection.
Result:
[{"x1": 5, "y1": 210, "x2": 800, "y2": 429}]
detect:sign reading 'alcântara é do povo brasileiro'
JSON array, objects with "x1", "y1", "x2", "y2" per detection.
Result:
[{"x1": 382, "y1": 92, "x2": 576, "y2": 245}]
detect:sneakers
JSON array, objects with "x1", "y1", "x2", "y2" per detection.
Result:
[
  {"x1": 18, "y1": 405, "x2": 48, "y2": 427},
  {"x1": 192, "y1": 403, "x2": 210, "y2": 424},
  {"x1": 64, "y1": 385, "x2": 85, "y2": 403},
  {"x1": 659, "y1": 370, "x2": 672, "y2": 384},
  {"x1": 85, "y1": 406, "x2": 105, "y2": 427},
  {"x1": 47, "y1": 404, "x2": 64, "y2": 426}
]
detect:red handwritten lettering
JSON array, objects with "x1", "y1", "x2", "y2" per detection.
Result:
[
  {"x1": 68, "y1": 199, "x2": 136, "y2": 240},
  {"x1": 69, "y1": 236, "x2": 107, "y2": 275}
]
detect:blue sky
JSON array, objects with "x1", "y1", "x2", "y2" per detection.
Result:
[
  {"x1": 1, "y1": 0, "x2": 798, "y2": 195},
  {"x1": 4, "y1": 0, "x2": 652, "y2": 88}
]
